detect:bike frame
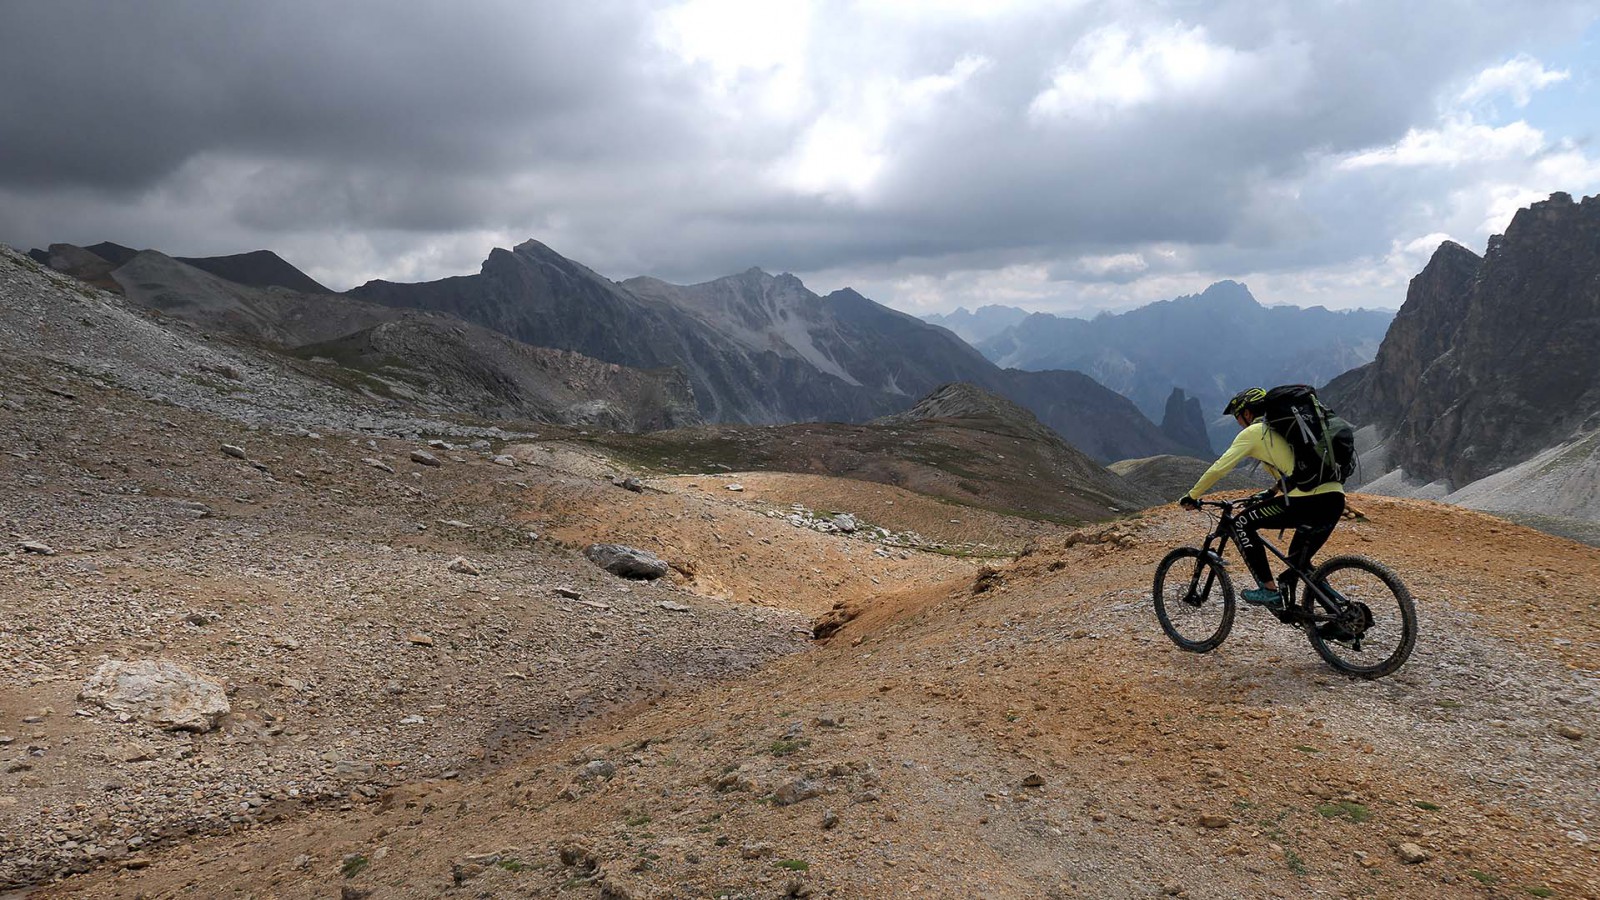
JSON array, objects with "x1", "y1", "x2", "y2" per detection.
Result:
[{"x1": 1194, "y1": 498, "x2": 1344, "y2": 626}]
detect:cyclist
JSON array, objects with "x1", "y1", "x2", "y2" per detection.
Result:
[{"x1": 1178, "y1": 387, "x2": 1346, "y2": 609}]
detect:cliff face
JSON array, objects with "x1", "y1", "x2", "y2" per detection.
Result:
[{"x1": 1328, "y1": 193, "x2": 1600, "y2": 487}]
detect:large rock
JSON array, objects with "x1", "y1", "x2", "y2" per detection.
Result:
[
  {"x1": 584, "y1": 544, "x2": 670, "y2": 579},
  {"x1": 78, "y1": 660, "x2": 231, "y2": 732}
]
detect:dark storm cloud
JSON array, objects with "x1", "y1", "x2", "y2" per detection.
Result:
[{"x1": 1, "y1": 0, "x2": 1595, "y2": 308}]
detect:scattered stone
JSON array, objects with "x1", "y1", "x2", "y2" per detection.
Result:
[
  {"x1": 19, "y1": 540, "x2": 55, "y2": 556},
  {"x1": 773, "y1": 779, "x2": 823, "y2": 806},
  {"x1": 831, "y1": 513, "x2": 859, "y2": 533},
  {"x1": 398, "y1": 715, "x2": 425, "y2": 726},
  {"x1": 362, "y1": 457, "x2": 394, "y2": 474},
  {"x1": 579, "y1": 599, "x2": 612, "y2": 610},
  {"x1": 439, "y1": 519, "x2": 471, "y2": 528},
  {"x1": 491, "y1": 455, "x2": 517, "y2": 467},
  {"x1": 406, "y1": 633, "x2": 435, "y2": 647},
  {"x1": 554, "y1": 587, "x2": 583, "y2": 600},
  {"x1": 585, "y1": 544, "x2": 669, "y2": 580},
  {"x1": 1556, "y1": 724, "x2": 1585, "y2": 740},
  {"x1": 1021, "y1": 773, "x2": 1045, "y2": 788},
  {"x1": 657, "y1": 600, "x2": 692, "y2": 612},
  {"x1": 617, "y1": 477, "x2": 644, "y2": 493},
  {"x1": 739, "y1": 842, "x2": 773, "y2": 859},
  {"x1": 410, "y1": 449, "x2": 441, "y2": 467},
  {"x1": 581, "y1": 760, "x2": 616, "y2": 780},
  {"x1": 1198, "y1": 814, "x2": 1231, "y2": 829},
  {"x1": 1396, "y1": 842, "x2": 1429, "y2": 864},
  {"x1": 78, "y1": 660, "x2": 230, "y2": 732},
  {"x1": 559, "y1": 843, "x2": 598, "y2": 870},
  {"x1": 220, "y1": 444, "x2": 248, "y2": 459},
  {"x1": 1161, "y1": 881, "x2": 1184, "y2": 896},
  {"x1": 726, "y1": 483, "x2": 744, "y2": 492},
  {"x1": 448, "y1": 557, "x2": 483, "y2": 576},
  {"x1": 821, "y1": 808, "x2": 839, "y2": 829}
]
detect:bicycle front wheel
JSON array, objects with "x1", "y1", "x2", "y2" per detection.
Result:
[
  {"x1": 1153, "y1": 547, "x2": 1235, "y2": 652},
  {"x1": 1302, "y1": 555, "x2": 1417, "y2": 678}
]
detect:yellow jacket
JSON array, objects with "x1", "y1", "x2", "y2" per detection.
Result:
[{"x1": 1186, "y1": 421, "x2": 1344, "y2": 500}]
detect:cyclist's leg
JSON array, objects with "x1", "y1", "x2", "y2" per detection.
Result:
[
  {"x1": 1285, "y1": 493, "x2": 1347, "y2": 573},
  {"x1": 1232, "y1": 500, "x2": 1295, "y2": 588}
]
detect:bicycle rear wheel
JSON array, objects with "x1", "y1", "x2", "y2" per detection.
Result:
[
  {"x1": 1153, "y1": 547, "x2": 1235, "y2": 652},
  {"x1": 1302, "y1": 555, "x2": 1416, "y2": 678}
]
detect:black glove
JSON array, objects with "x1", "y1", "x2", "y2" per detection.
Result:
[{"x1": 1178, "y1": 495, "x2": 1200, "y2": 510}]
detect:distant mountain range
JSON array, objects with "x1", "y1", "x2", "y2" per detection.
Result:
[
  {"x1": 344, "y1": 240, "x2": 1200, "y2": 462},
  {"x1": 1323, "y1": 191, "x2": 1600, "y2": 530},
  {"x1": 30, "y1": 238, "x2": 1199, "y2": 463},
  {"x1": 976, "y1": 282, "x2": 1393, "y2": 448},
  {"x1": 921, "y1": 305, "x2": 1030, "y2": 344}
]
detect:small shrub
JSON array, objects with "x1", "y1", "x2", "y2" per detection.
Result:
[
  {"x1": 341, "y1": 855, "x2": 369, "y2": 878},
  {"x1": 1524, "y1": 887, "x2": 1555, "y2": 898},
  {"x1": 769, "y1": 739, "x2": 807, "y2": 756},
  {"x1": 776, "y1": 859, "x2": 810, "y2": 871},
  {"x1": 1314, "y1": 801, "x2": 1371, "y2": 823},
  {"x1": 1467, "y1": 870, "x2": 1497, "y2": 885},
  {"x1": 1284, "y1": 849, "x2": 1307, "y2": 875},
  {"x1": 1411, "y1": 800, "x2": 1441, "y2": 811}
]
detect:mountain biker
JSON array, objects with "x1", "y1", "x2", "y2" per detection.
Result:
[{"x1": 1178, "y1": 387, "x2": 1346, "y2": 609}]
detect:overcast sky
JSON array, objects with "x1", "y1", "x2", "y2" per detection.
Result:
[{"x1": 3, "y1": 0, "x2": 1597, "y2": 315}]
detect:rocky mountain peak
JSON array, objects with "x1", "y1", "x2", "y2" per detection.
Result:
[
  {"x1": 1159, "y1": 387, "x2": 1212, "y2": 457},
  {"x1": 1334, "y1": 191, "x2": 1600, "y2": 487}
]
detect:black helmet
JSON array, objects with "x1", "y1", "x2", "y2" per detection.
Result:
[{"x1": 1224, "y1": 387, "x2": 1267, "y2": 416}]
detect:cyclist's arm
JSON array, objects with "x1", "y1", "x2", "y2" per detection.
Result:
[{"x1": 1184, "y1": 425, "x2": 1261, "y2": 501}]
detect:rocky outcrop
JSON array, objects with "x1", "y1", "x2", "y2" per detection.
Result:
[
  {"x1": 78, "y1": 660, "x2": 231, "y2": 732},
  {"x1": 1159, "y1": 387, "x2": 1212, "y2": 457},
  {"x1": 1331, "y1": 193, "x2": 1600, "y2": 487},
  {"x1": 585, "y1": 544, "x2": 670, "y2": 579}
]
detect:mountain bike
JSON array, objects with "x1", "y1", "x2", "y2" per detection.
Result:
[{"x1": 1152, "y1": 496, "x2": 1417, "y2": 678}]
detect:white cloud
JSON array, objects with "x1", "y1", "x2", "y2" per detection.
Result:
[
  {"x1": 1029, "y1": 23, "x2": 1305, "y2": 121},
  {"x1": 1073, "y1": 252, "x2": 1148, "y2": 277},
  {"x1": 1457, "y1": 54, "x2": 1570, "y2": 107},
  {"x1": 1337, "y1": 118, "x2": 1546, "y2": 170}
]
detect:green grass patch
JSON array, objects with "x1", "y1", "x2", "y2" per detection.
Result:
[
  {"x1": 1467, "y1": 870, "x2": 1497, "y2": 885},
  {"x1": 1411, "y1": 800, "x2": 1441, "y2": 811},
  {"x1": 1315, "y1": 801, "x2": 1371, "y2": 823},
  {"x1": 341, "y1": 855, "x2": 369, "y2": 878},
  {"x1": 769, "y1": 738, "x2": 808, "y2": 756},
  {"x1": 625, "y1": 813, "x2": 652, "y2": 827},
  {"x1": 776, "y1": 859, "x2": 811, "y2": 871},
  {"x1": 1436, "y1": 699, "x2": 1462, "y2": 709},
  {"x1": 1524, "y1": 887, "x2": 1555, "y2": 898},
  {"x1": 496, "y1": 857, "x2": 537, "y2": 873},
  {"x1": 1294, "y1": 745, "x2": 1320, "y2": 754},
  {"x1": 1284, "y1": 849, "x2": 1307, "y2": 875}
]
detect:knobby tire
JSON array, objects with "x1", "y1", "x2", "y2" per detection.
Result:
[
  {"x1": 1302, "y1": 554, "x2": 1417, "y2": 679},
  {"x1": 1153, "y1": 547, "x2": 1235, "y2": 652}
]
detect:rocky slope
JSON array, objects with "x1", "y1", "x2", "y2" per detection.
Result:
[
  {"x1": 2, "y1": 240, "x2": 1598, "y2": 900},
  {"x1": 1107, "y1": 454, "x2": 1262, "y2": 500},
  {"x1": 579, "y1": 382, "x2": 1161, "y2": 530},
  {"x1": 22, "y1": 245, "x2": 699, "y2": 433}
]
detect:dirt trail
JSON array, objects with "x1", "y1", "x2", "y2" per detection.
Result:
[{"x1": 32, "y1": 474, "x2": 1599, "y2": 900}]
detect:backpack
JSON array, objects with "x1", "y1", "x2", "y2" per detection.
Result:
[{"x1": 1257, "y1": 385, "x2": 1356, "y2": 490}]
